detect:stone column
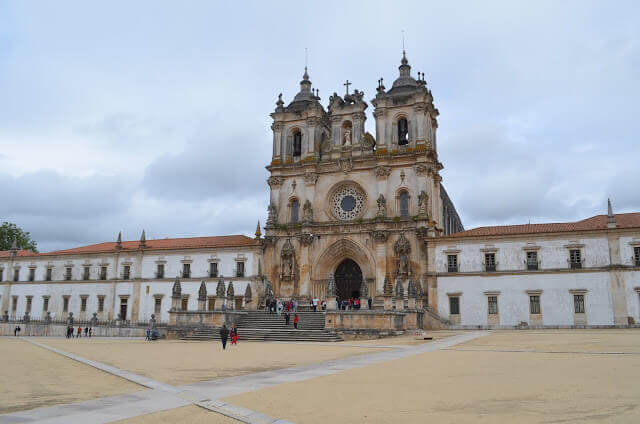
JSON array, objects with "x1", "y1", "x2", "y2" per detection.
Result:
[
  {"x1": 171, "y1": 278, "x2": 182, "y2": 311},
  {"x1": 383, "y1": 274, "x2": 393, "y2": 311},
  {"x1": 197, "y1": 281, "x2": 207, "y2": 311},
  {"x1": 244, "y1": 283, "x2": 253, "y2": 310},
  {"x1": 326, "y1": 273, "x2": 337, "y2": 310}
]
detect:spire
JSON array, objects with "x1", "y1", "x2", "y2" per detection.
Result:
[
  {"x1": 139, "y1": 230, "x2": 146, "y2": 248},
  {"x1": 607, "y1": 198, "x2": 617, "y2": 228},
  {"x1": 115, "y1": 232, "x2": 122, "y2": 250},
  {"x1": 10, "y1": 239, "x2": 17, "y2": 257},
  {"x1": 255, "y1": 221, "x2": 261, "y2": 240}
]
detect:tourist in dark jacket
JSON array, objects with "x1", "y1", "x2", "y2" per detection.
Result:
[
  {"x1": 219, "y1": 324, "x2": 229, "y2": 350},
  {"x1": 285, "y1": 311, "x2": 290, "y2": 326}
]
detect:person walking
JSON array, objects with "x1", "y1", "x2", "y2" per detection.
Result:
[
  {"x1": 277, "y1": 300, "x2": 282, "y2": 316},
  {"x1": 312, "y1": 297, "x2": 319, "y2": 312},
  {"x1": 293, "y1": 314, "x2": 299, "y2": 329},
  {"x1": 285, "y1": 311, "x2": 290, "y2": 326},
  {"x1": 145, "y1": 327, "x2": 151, "y2": 341},
  {"x1": 84, "y1": 327, "x2": 88, "y2": 337},
  {"x1": 230, "y1": 324, "x2": 238, "y2": 346},
  {"x1": 368, "y1": 297, "x2": 372, "y2": 309},
  {"x1": 76, "y1": 326, "x2": 82, "y2": 338},
  {"x1": 219, "y1": 324, "x2": 229, "y2": 350},
  {"x1": 89, "y1": 327, "x2": 93, "y2": 338},
  {"x1": 14, "y1": 325, "x2": 20, "y2": 336}
]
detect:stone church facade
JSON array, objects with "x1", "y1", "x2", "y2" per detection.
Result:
[
  {"x1": 263, "y1": 52, "x2": 462, "y2": 307},
  {"x1": 1, "y1": 52, "x2": 639, "y2": 330}
]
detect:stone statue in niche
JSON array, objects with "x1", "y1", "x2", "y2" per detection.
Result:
[
  {"x1": 376, "y1": 194, "x2": 387, "y2": 218},
  {"x1": 302, "y1": 200, "x2": 313, "y2": 223},
  {"x1": 343, "y1": 129, "x2": 352, "y2": 145},
  {"x1": 280, "y1": 239, "x2": 295, "y2": 280},
  {"x1": 266, "y1": 203, "x2": 278, "y2": 226},
  {"x1": 394, "y1": 233, "x2": 411, "y2": 277},
  {"x1": 418, "y1": 190, "x2": 428, "y2": 216}
]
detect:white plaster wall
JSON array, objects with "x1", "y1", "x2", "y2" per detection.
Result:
[
  {"x1": 624, "y1": 271, "x2": 640, "y2": 322},
  {"x1": 619, "y1": 236, "x2": 640, "y2": 266},
  {"x1": 437, "y1": 272, "x2": 614, "y2": 326},
  {"x1": 435, "y1": 235, "x2": 611, "y2": 273}
]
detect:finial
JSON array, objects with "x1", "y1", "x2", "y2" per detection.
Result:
[
  {"x1": 10, "y1": 238, "x2": 17, "y2": 257},
  {"x1": 343, "y1": 79, "x2": 351, "y2": 95},
  {"x1": 116, "y1": 231, "x2": 122, "y2": 249},
  {"x1": 607, "y1": 198, "x2": 617, "y2": 228},
  {"x1": 255, "y1": 221, "x2": 262, "y2": 239},
  {"x1": 608, "y1": 198, "x2": 613, "y2": 217},
  {"x1": 139, "y1": 229, "x2": 146, "y2": 248},
  {"x1": 303, "y1": 66, "x2": 309, "y2": 81}
]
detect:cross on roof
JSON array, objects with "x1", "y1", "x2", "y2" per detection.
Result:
[{"x1": 343, "y1": 80, "x2": 351, "y2": 95}]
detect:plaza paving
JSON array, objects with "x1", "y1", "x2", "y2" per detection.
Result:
[{"x1": 1, "y1": 329, "x2": 640, "y2": 423}]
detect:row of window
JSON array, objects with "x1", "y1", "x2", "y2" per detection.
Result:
[
  {"x1": 448, "y1": 293, "x2": 587, "y2": 316},
  {"x1": 446, "y1": 249, "x2": 593, "y2": 273},
  {"x1": 0, "y1": 261, "x2": 246, "y2": 283}
]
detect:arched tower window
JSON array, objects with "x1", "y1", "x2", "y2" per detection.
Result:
[
  {"x1": 290, "y1": 198, "x2": 299, "y2": 223},
  {"x1": 398, "y1": 118, "x2": 409, "y2": 146},
  {"x1": 399, "y1": 191, "x2": 409, "y2": 217},
  {"x1": 293, "y1": 131, "x2": 302, "y2": 157}
]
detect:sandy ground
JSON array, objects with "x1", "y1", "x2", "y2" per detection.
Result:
[
  {"x1": 34, "y1": 338, "x2": 386, "y2": 386},
  {"x1": 0, "y1": 337, "x2": 141, "y2": 414},
  {"x1": 225, "y1": 329, "x2": 640, "y2": 423},
  {"x1": 113, "y1": 405, "x2": 237, "y2": 424},
  {"x1": 344, "y1": 330, "x2": 461, "y2": 346}
]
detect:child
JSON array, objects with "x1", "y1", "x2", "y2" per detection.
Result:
[{"x1": 293, "y1": 314, "x2": 299, "y2": 329}]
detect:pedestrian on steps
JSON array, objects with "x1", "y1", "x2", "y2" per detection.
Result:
[
  {"x1": 293, "y1": 314, "x2": 299, "y2": 329},
  {"x1": 285, "y1": 311, "x2": 290, "y2": 326},
  {"x1": 219, "y1": 324, "x2": 229, "y2": 350}
]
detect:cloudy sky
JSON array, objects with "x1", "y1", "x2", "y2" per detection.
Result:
[{"x1": 1, "y1": 1, "x2": 639, "y2": 252}]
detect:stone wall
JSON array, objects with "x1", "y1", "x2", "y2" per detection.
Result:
[{"x1": 0, "y1": 322, "x2": 165, "y2": 338}]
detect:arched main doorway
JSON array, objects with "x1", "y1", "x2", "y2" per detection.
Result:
[{"x1": 335, "y1": 259, "x2": 362, "y2": 301}]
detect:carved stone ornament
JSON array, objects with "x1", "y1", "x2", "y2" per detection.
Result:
[
  {"x1": 394, "y1": 233, "x2": 411, "y2": 276},
  {"x1": 371, "y1": 230, "x2": 388, "y2": 243},
  {"x1": 302, "y1": 200, "x2": 313, "y2": 223},
  {"x1": 244, "y1": 284, "x2": 252, "y2": 301},
  {"x1": 394, "y1": 279, "x2": 404, "y2": 297},
  {"x1": 415, "y1": 279, "x2": 424, "y2": 298},
  {"x1": 327, "y1": 273, "x2": 337, "y2": 297},
  {"x1": 376, "y1": 194, "x2": 387, "y2": 218},
  {"x1": 266, "y1": 203, "x2": 278, "y2": 226},
  {"x1": 216, "y1": 276, "x2": 226, "y2": 297},
  {"x1": 414, "y1": 164, "x2": 428, "y2": 176},
  {"x1": 198, "y1": 280, "x2": 207, "y2": 301},
  {"x1": 280, "y1": 239, "x2": 296, "y2": 280},
  {"x1": 415, "y1": 227, "x2": 429, "y2": 239},
  {"x1": 304, "y1": 171, "x2": 318, "y2": 185},
  {"x1": 360, "y1": 278, "x2": 369, "y2": 298},
  {"x1": 267, "y1": 176, "x2": 284, "y2": 187},
  {"x1": 172, "y1": 278, "x2": 182, "y2": 298},
  {"x1": 226, "y1": 282, "x2": 235, "y2": 298},
  {"x1": 298, "y1": 233, "x2": 314, "y2": 246},
  {"x1": 417, "y1": 190, "x2": 428, "y2": 216},
  {"x1": 375, "y1": 166, "x2": 391, "y2": 178},
  {"x1": 338, "y1": 157, "x2": 353, "y2": 173},
  {"x1": 407, "y1": 278, "x2": 417, "y2": 298},
  {"x1": 264, "y1": 278, "x2": 274, "y2": 297},
  {"x1": 383, "y1": 274, "x2": 394, "y2": 296}
]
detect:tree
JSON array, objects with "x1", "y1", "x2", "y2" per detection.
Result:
[{"x1": 0, "y1": 222, "x2": 38, "y2": 253}]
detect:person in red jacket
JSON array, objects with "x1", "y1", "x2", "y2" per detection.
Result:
[{"x1": 293, "y1": 314, "x2": 299, "y2": 329}]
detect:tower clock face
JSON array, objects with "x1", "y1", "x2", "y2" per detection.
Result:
[{"x1": 331, "y1": 185, "x2": 365, "y2": 220}]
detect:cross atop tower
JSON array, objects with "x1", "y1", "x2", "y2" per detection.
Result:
[{"x1": 343, "y1": 80, "x2": 351, "y2": 95}]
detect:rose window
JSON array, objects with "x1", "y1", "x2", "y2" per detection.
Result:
[{"x1": 331, "y1": 185, "x2": 365, "y2": 220}]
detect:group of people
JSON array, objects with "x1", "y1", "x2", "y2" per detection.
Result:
[
  {"x1": 218, "y1": 323, "x2": 239, "y2": 349},
  {"x1": 283, "y1": 311, "x2": 300, "y2": 328},
  {"x1": 66, "y1": 326, "x2": 92, "y2": 338},
  {"x1": 266, "y1": 297, "x2": 299, "y2": 314},
  {"x1": 339, "y1": 297, "x2": 363, "y2": 310}
]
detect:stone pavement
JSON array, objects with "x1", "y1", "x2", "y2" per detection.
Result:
[{"x1": 0, "y1": 332, "x2": 487, "y2": 423}]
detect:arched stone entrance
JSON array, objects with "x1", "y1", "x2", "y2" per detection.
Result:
[{"x1": 334, "y1": 259, "x2": 362, "y2": 301}]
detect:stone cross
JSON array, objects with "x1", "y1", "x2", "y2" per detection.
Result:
[{"x1": 343, "y1": 80, "x2": 351, "y2": 95}]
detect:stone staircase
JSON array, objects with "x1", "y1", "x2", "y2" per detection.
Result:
[{"x1": 180, "y1": 311, "x2": 342, "y2": 342}]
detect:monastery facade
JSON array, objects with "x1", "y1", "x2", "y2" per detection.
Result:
[{"x1": 1, "y1": 53, "x2": 639, "y2": 329}]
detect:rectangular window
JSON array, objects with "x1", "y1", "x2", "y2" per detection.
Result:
[
  {"x1": 529, "y1": 295, "x2": 541, "y2": 314},
  {"x1": 569, "y1": 249, "x2": 582, "y2": 269},
  {"x1": 100, "y1": 266, "x2": 107, "y2": 280},
  {"x1": 28, "y1": 268, "x2": 35, "y2": 281},
  {"x1": 42, "y1": 296, "x2": 49, "y2": 312},
  {"x1": 182, "y1": 263, "x2": 191, "y2": 278},
  {"x1": 0, "y1": 268, "x2": 3, "y2": 281},
  {"x1": 526, "y1": 251, "x2": 539, "y2": 270},
  {"x1": 65, "y1": 267, "x2": 72, "y2": 281},
  {"x1": 123, "y1": 265, "x2": 131, "y2": 280},
  {"x1": 98, "y1": 296, "x2": 105, "y2": 312},
  {"x1": 80, "y1": 296, "x2": 87, "y2": 312},
  {"x1": 488, "y1": 296, "x2": 498, "y2": 314},
  {"x1": 156, "y1": 264, "x2": 165, "y2": 279},
  {"x1": 13, "y1": 268, "x2": 19, "y2": 282},
  {"x1": 154, "y1": 297, "x2": 162, "y2": 315},
  {"x1": 11, "y1": 296, "x2": 18, "y2": 312},
  {"x1": 181, "y1": 296, "x2": 189, "y2": 311},
  {"x1": 209, "y1": 262, "x2": 218, "y2": 278},
  {"x1": 634, "y1": 247, "x2": 640, "y2": 267},
  {"x1": 119, "y1": 298, "x2": 128, "y2": 320},
  {"x1": 236, "y1": 261, "x2": 245, "y2": 277},
  {"x1": 484, "y1": 253, "x2": 496, "y2": 272},
  {"x1": 574, "y1": 294, "x2": 585, "y2": 314},
  {"x1": 449, "y1": 296, "x2": 460, "y2": 315},
  {"x1": 447, "y1": 255, "x2": 458, "y2": 273},
  {"x1": 63, "y1": 296, "x2": 69, "y2": 313},
  {"x1": 26, "y1": 296, "x2": 32, "y2": 314},
  {"x1": 83, "y1": 266, "x2": 90, "y2": 280},
  {"x1": 46, "y1": 267, "x2": 52, "y2": 281}
]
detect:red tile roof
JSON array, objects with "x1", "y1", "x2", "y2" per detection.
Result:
[
  {"x1": 0, "y1": 235, "x2": 260, "y2": 258},
  {"x1": 446, "y1": 213, "x2": 640, "y2": 239}
]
